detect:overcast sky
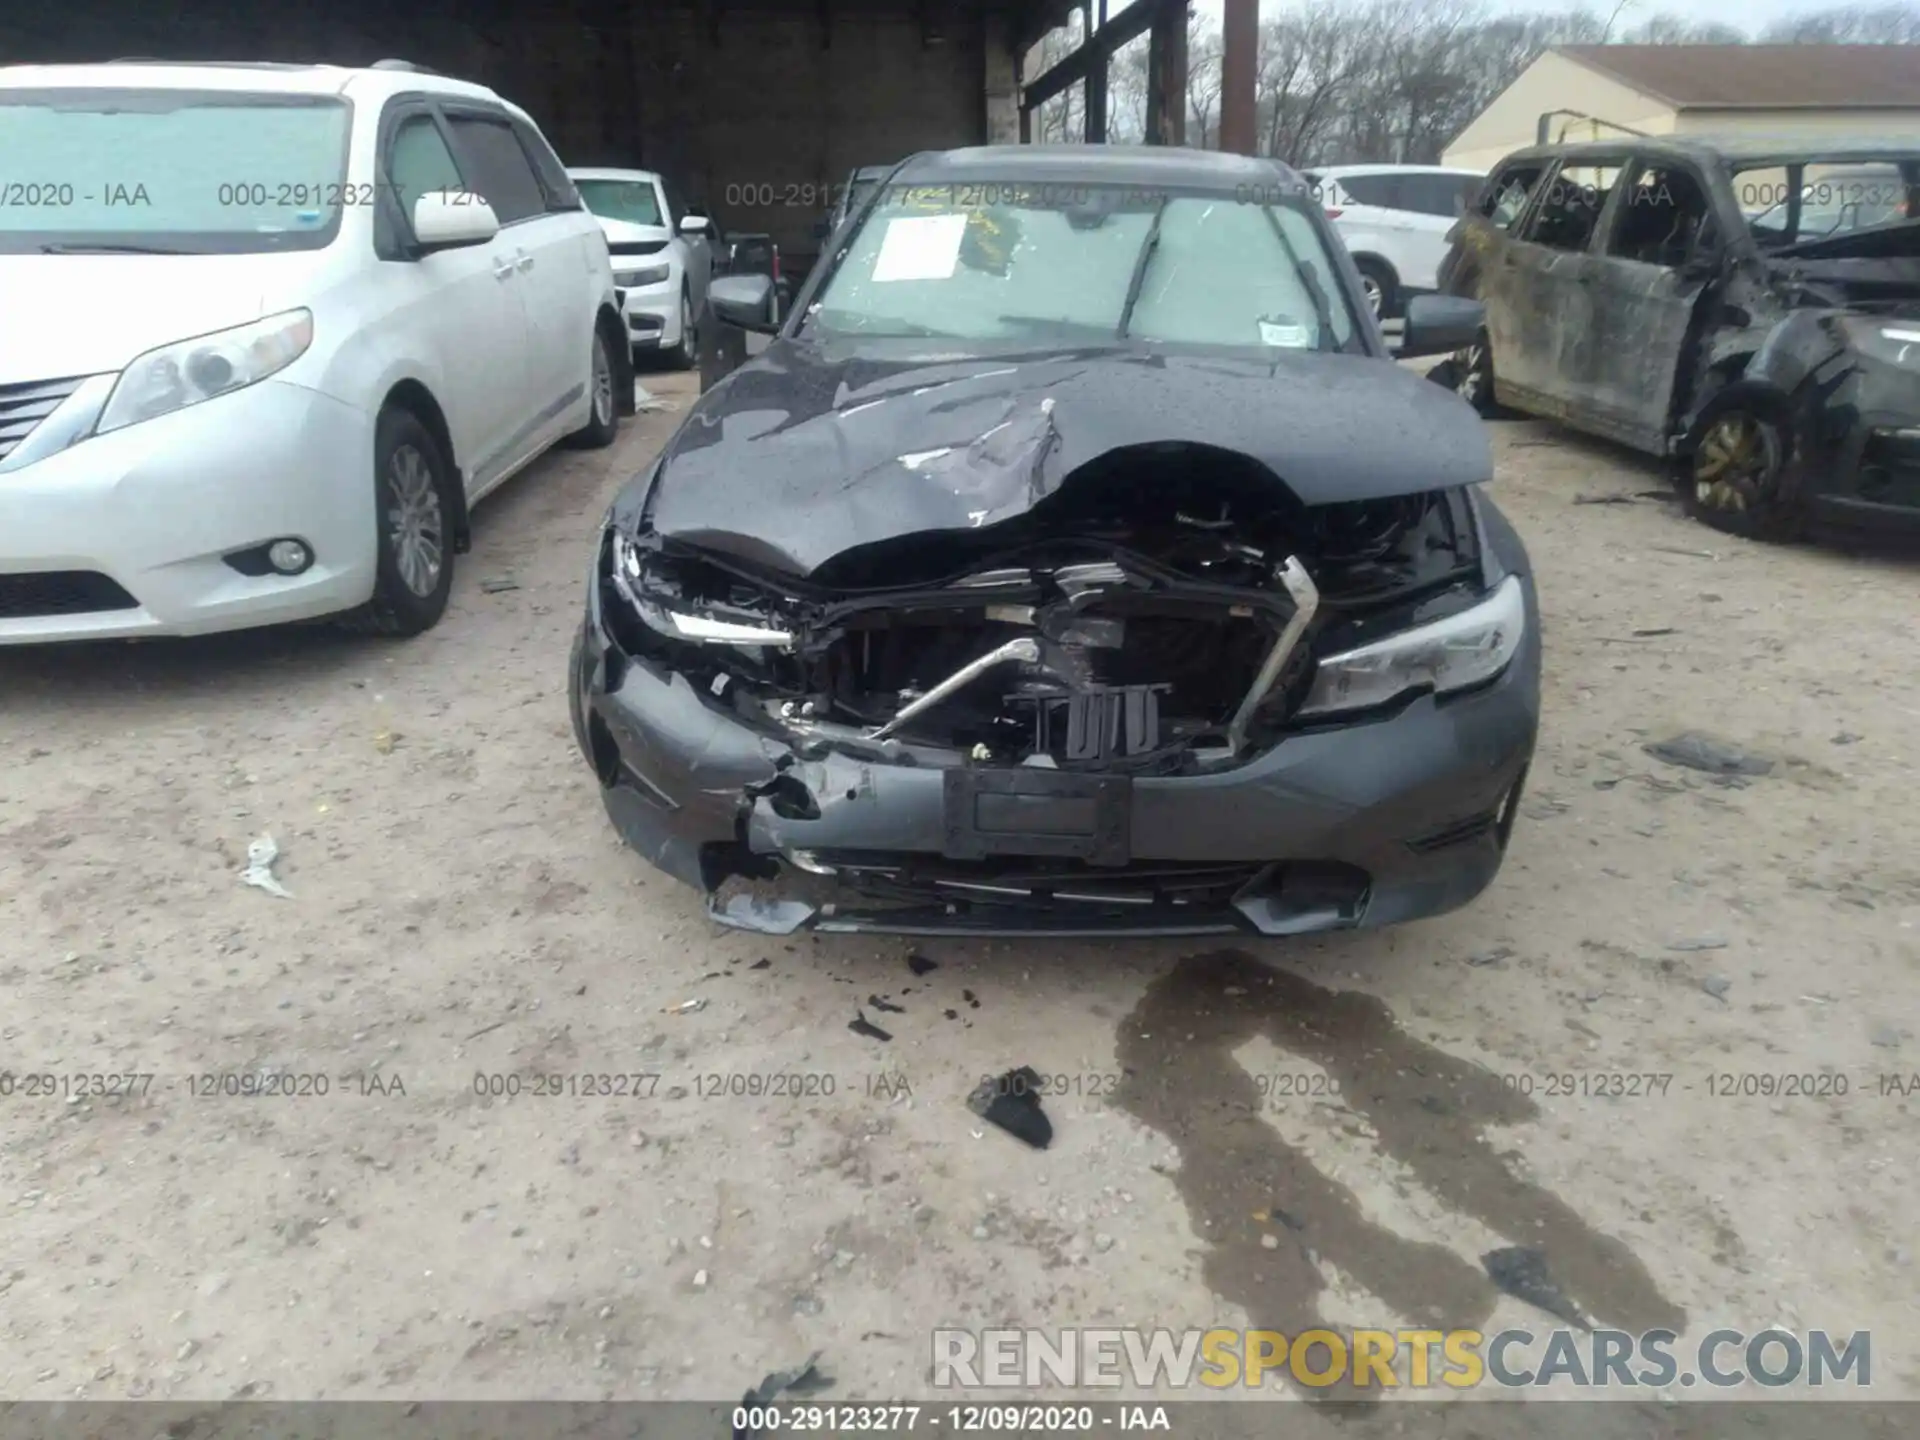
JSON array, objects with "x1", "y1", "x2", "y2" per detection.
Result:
[{"x1": 1184, "y1": 0, "x2": 1869, "y2": 35}]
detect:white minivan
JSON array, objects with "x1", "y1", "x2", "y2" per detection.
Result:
[{"x1": 0, "y1": 60, "x2": 632, "y2": 643}]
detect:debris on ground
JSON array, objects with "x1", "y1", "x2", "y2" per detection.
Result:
[
  {"x1": 1832, "y1": 733, "x2": 1862, "y2": 746},
  {"x1": 239, "y1": 835, "x2": 293, "y2": 899},
  {"x1": 634, "y1": 383, "x2": 675, "y2": 413},
  {"x1": 667, "y1": 998, "x2": 707, "y2": 1015},
  {"x1": 478, "y1": 577, "x2": 520, "y2": 594},
  {"x1": 1700, "y1": 976, "x2": 1733, "y2": 1002},
  {"x1": 907, "y1": 952, "x2": 938, "y2": 976},
  {"x1": 1643, "y1": 732, "x2": 1774, "y2": 778},
  {"x1": 1631, "y1": 627, "x2": 1677, "y2": 637},
  {"x1": 848, "y1": 1011, "x2": 892, "y2": 1042},
  {"x1": 1467, "y1": 946, "x2": 1514, "y2": 968},
  {"x1": 868, "y1": 995, "x2": 905, "y2": 1014},
  {"x1": 1870, "y1": 1025, "x2": 1901, "y2": 1049},
  {"x1": 1482, "y1": 1246, "x2": 1592, "y2": 1330},
  {"x1": 1667, "y1": 937, "x2": 1729, "y2": 952},
  {"x1": 750, "y1": 958, "x2": 771, "y2": 970},
  {"x1": 1574, "y1": 493, "x2": 1636, "y2": 506},
  {"x1": 1649, "y1": 544, "x2": 1717, "y2": 560},
  {"x1": 963, "y1": 989, "x2": 981, "y2": 1009},
  {"x1": 373, "y1": 730, "x2": 400, "y2": 755},
  {"x1": 967, "y1": 1067, "x2": 1053, "y2": 1150},
  {"x1": 734, "y1": 1350, "x2": 833, "y2": 1439}
]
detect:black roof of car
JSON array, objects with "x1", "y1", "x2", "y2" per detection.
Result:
[
  {"x1": 1502, "y1": 135, "x2": 1920, "y2": 169},
  {"x1": 891, "y1": 143, "x2": 1310, "y2": 194}
]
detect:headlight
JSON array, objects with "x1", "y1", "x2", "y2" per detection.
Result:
[
  {"x1": 609, "y1": 530, "x2": 794, "y2": 648},
  {"x1": 1842, "y1": 316, "x2": 1920, "y2": 367},
  {"x1": 1295, "y1": 575, "x2": 1524, "y2": 718},
  {"x1": 614, "y1": 263, "x2": 671, "y2": 287},
  {"x1": 95, "y1": 309, "x2": 313, "y2": 436}
]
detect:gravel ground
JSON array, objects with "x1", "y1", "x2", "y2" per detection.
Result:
[{"x1": 2, "y1": 374, "x2": 1916, "y2": 1412}]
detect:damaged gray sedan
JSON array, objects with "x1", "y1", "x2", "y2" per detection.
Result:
[{"x1": 569, "y1": 146, "x2": 1540, "y2": 937}]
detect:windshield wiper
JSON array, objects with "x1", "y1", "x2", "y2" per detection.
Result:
[
  {"x1": 38, "y1": 242, "x2": 189, "y2": 255},
  {"x1": 1116, "y1": 198, "x2": 1169, "y2": 338}
]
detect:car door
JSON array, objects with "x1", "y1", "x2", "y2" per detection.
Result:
[
  {"x1": 1577, "y1": 158, "x2": 1720, "y2": 453},
  {"x1": 1456, "y1": 159, "x2": 1549, "y2": 391},
  {"x1": 375, "y1": 103, "x2": 529, "y2": 492},
  {"x1": 440, "y1": 105, "x2": 582, "y2": 475},
  {"x1": 664, "y1": 175, "x2": 714, "y2": 311},
  {"x1": 1331, "y1": 171, "x2": 1421, "y2": 282},
  {"x1": 1503, "y1": 157, "x2": 1626, "y2": 417}
]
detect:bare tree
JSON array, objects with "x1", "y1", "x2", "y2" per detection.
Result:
[{"x1": 1762, "y1": 4, "x2": 1920, "y2": 41}]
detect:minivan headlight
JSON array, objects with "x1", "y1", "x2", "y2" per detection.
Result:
[
  {"x1": 1296, "y1": 575, "x2": 1525, "y2": 718},
  {"x1": 95, "y1": 309, "x2": 314, "y2": 436}
]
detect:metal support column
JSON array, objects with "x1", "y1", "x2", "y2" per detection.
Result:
[
  {"x1": 1145, "y1": 0, "x2": 1185, "y2": 145},
  {"x1": 1218, "y1": 0, "x2": 1256, "y2": 154}
]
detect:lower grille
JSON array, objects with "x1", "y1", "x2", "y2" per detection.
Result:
[
  {"x1": 1406, "y1": 810, "x2": 1500, "y2": 854},
  {"x1": 0, "y1": 375, "x2": 87, "y2": 463},
  {"x1": 0, "y1": 571, "x2": 140, "y2": 619}
]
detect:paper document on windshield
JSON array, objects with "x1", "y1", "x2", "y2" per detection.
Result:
[
  {"x1": 872, "y1": 214, "x2": 968, "y2": 282},
  {"x1": 1258, "y1": 316, "x2": 1312, "y2": 349}
]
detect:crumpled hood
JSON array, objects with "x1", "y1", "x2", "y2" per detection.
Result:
[
  {"x1": 635, "y1": 340, "x2": 1493, "y2": 576},
  {"x1": 0, "y1": 253, "x2": 283, "y2": 384}
]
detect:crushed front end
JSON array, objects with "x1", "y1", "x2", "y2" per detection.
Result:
[{"x1": 571, "y1": 446, "x2": 1540, "y2": 937}]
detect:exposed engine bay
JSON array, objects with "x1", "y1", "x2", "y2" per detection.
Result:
[{"x1": 601, "y1": 447, "x2": 1484, "y2": 777}]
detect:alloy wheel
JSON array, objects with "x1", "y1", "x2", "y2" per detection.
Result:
[
  {"x1": 386, "y1": 444, "x2": 444, "y2": 598},
  {"x1": 591, "y1": 336, "x2": 615, "y2": 427},
  {"x1": 1692, "y1": 413, "x2": 1779, "y2": 514}
]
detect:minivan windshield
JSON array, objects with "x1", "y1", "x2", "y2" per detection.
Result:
[
  {"x1": 574, "y1": 179, "x2": 663, "y2": 226},
  {"x1": 0, "y1": 89, "x2": 351, "y2": 254},
  {"x1": 805, "y1": 180, "x2": 1362, "y2": 354}
]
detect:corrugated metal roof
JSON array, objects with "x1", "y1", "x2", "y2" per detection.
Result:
[{"x1": 1558, "y1": 43, "x2": 1920, "y2": 110}]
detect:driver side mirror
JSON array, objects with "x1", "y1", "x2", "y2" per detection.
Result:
[
  {"x1": 679, "y1": 213, "x2": 712, "y2": 237},
  {"x1": 411, "y1": 191, "x2": 499, "y2": 254},
  {"x1": 709, "y1": 273, "x2": 779, "y2": 334},
  {"x1": 1399, "y1": 294, "x2": 1485, "y2": 359}
]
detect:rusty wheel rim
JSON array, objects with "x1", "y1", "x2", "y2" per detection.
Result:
[{"x1": 1692, "y1": 413, "x2": 1780, "y2": 514}]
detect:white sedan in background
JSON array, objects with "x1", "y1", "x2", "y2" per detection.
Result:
[{"x1": 568, "y1": 167, "x2": 716, "y2": 368}]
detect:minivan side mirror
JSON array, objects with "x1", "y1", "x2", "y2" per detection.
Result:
[
  {"x1": 1399, "y1": 294, "x2": 1485, "y2": 359},
  {"x1": 679, "y1": 213, "x2": 712, "y2": 237},
  {"x1": 412, "y1": 191, "x2": 499, "y2": 253},
  {"x1": 709, "y1": 273, "x2": 779, "y2": 334}
]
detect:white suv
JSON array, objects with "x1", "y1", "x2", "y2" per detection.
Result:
[
  {"x1": 1303, "y1": 164, "x2": 1484, "y2": 319},
  {"x1": 0, "y1": 60, "x2": 632, "y2": 644}
]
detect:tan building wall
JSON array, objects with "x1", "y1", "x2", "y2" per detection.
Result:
[
  {"x1": 1672, "y1": 107, "x2": 1920, "y2": 143},
  {"x1": 1442, "y1": 52, "x2": 1674, "y2": 173}
]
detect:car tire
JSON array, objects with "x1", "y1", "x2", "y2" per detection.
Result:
[
  {"x1": 1355, "y1": 258, "x2": 1400, "y2": 320},
  {"x1": 565, "y1": 327, "x2": 621, "y2": 450},
  {"x1": 338, "y1": 407, "x2": 456, "y2": 637},
  {"x1": 666, "y1": 285, "x2": 699, "y2": 370},
  {"x1": 1678, "y1": 402, "x2": 1805, "y2": 543},
  {"x1": 1439, "y1": 329, "x2": 1502, "y2": 417}
]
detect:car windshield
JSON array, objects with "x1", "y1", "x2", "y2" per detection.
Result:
[
  {"x1": 575, "y1": 178, "x2": 663, "y2": 226},
  {"x1": 805, "y1": 180, "x2": 1361, "y2": 353},
  {"x1": 0, "y1": 89, "x2": 352, "y2": 254},
  {"x1": 1735, "y1": 159, "x2": 1920, "y2": 245}
]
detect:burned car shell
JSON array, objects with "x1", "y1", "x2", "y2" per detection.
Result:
[
  {"x1": 573, "y1": 145, "x2": 1541, "y2": 937},
  {"x1": 1440, "y1": 137, "x2": 1920, "y2": 538}
]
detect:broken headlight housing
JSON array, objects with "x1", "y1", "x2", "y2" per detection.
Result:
[
  {"x1": 609, "y1": 529, "x2": 794, "y2": 648},
  {"x1": 1294, "y1": 575, "x2": 1524, "y2": 718}
]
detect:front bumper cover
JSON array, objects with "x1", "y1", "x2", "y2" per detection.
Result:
[{"x1": 570, "y1": 543, "x2": 1543, "y2": 938}]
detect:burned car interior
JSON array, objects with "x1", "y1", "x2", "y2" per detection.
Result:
[
  {"x1": 574, "y1": 148, "x2": 1539, "y2": 938},
  {"x1": 1440, "y1": 138, "x2": 1920, "y2": 541}
]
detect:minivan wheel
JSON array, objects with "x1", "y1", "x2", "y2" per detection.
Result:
[
  {"x1": 565, "y1": 328, "x2": 620, "y2": 450},
  {"x1": 339, "y1": 408, "x2": 455, "y2": 636}
]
